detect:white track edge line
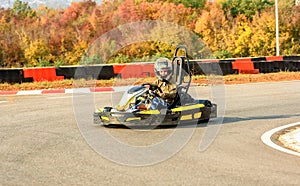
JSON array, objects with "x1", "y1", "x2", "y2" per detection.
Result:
[
  {"x1": 16, "y1": 90, "x2": 43, "y2": 95},
  {"x1": 261, "y1": 122, "x2": 300, "y2": 157}
]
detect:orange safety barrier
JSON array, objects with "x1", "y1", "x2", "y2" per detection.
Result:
[
  {"x1": 113, "y1": 63, "x2": 155, "y2": 78},
  {"x1": 232, "y1": 58, "x2": 259, "y2": 74},
  {"x1": 0, "y1": 90, "x2": 18, "y2": 95},
  {"x1": 23, "y1": 67, "x2": 64, "y2": 82},
  {"x1": 266, "y1": 56, "x2": 283, "y2": 61}
]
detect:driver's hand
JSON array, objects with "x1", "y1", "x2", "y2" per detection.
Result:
[{"x1": 159, "y1": 92, "x2": 165, "y2": 98}]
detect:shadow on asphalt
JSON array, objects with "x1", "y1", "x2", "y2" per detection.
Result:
[
  {"x1": 222, "y1": 113, "x2": 300, "y2": 124},
  {"x1": 102, "y1": 120, "x2": 210, "y2": 130},
  {"x1": 101, "y1": 113, "x2": 300, "y2": 130}
]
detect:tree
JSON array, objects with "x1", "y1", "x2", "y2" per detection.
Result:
[
  {"x1": 194, "y1": 3, "x2": 230, "y2": 54},
  {"x1": 0, "y1": 0, "x2": 299, "y2": 67},
  {"x1": 23, "y1": 39, "x2": 53, "y2": 67},
  {"x1": 0, "y1": 10, "x2": 25, "y2": 67},
  {"x1": 144, "y1": 0, "x2": 206, "y2": 9},
  {"x1": 221, "y1": 0, "x2": 273, "y2": 20},
  {"x1": 234, "y1": 15, "x2": 252, "y2": 57},
  {"x1": 277, "y1": 1, "x2": 300, "y2": 55},
  {"x1": 11, "y1": 0, "x2": 36, "y2": 19}
]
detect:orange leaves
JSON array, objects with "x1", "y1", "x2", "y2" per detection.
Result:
[
  {"x1": 0, "y1": 0, "x2": 300, "y2": 67},
  {"x1": 111, "y1": 0, "x2": 193, "y2": 26},
  {"x1": 194, "y1": 3, "x2": 229, "y2": 52}
]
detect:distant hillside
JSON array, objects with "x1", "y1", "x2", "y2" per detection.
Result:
[{"x1": 1, "y1": 0, "x2": 102, "y2": 9}]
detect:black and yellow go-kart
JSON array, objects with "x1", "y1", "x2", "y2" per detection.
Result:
[
  {"x1": 93, "y1": 45, "x2": 217, "y2": 127},
  {"x1": 93, "y1": 83, "x2": 217, "y2": 127}
]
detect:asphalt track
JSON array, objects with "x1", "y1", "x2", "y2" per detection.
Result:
[{"x1": 1, "y1": 81, "x2": 300, "y2": 185}]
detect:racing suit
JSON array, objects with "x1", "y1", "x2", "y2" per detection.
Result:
[
  {"x1": 153, "y1": 79, "x2": 177, "y2": 104},
  {"x1": 146, "y1": 79, "x2": 177, "y2": 110}
]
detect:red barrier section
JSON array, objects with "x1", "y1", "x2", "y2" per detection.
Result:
[
  {"x1": 113, "y1": 65, "x2": 125, "y2": 75},
  {"x1": 200, "y1": 59, "x2": 220, "y2": 63},
  {"x1": 113, "y1": 63, "x2": 155, "y2": 78},
  {"x1": 0, "y1": 90, "x2": 18, "y2": 95},
  {"x1": 232, "y1": 58, "x2": 259, "y2": 74},
  {"x1": 41, "y1": 89, "x2": 66, "y2": 94},
  {"x1": 266, "y1": 56, "x2": 283, "y2": 61},
  {"x1": 89, "y1": 87, "x2": 113, "y2": 92},
  {"x1": 23, "y1": 67, "x2": 64, "y2": 82}
]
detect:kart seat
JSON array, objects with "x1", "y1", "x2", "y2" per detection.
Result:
[{"x1": 167, "y1": 85, "x2": 192, "y2": 109}]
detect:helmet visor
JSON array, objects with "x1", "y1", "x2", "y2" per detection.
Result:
[{"x1": 156, "y1": 61, "x2": 170, "y2": 71}]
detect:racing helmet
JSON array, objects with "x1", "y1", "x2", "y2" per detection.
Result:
[{"x1": 154, "y1": 58, "x2": 173, "y2": 81}]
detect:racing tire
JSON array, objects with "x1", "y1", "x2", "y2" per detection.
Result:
[{"x1": 197, "y1": 118, "x2": 209, "y2": 124}]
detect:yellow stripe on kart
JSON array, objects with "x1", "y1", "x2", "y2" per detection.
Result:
[
  {"x1": 181, "y1": 114, "x2": 192, "y2": 120},
  {"x1": 101, "y1": 116, "x2": 110, "y2": 121},
  {"x1": 194, "y1": 112, "x2": 202, "y2": 118},
  {"x1": 96, "y1": 108, "x2": 103, "y2": 112},
  {"x1": 126, "y1": 117, "x2": 142, "y2": 121},
  {"x1": 139, "y1": 110, "x2": 161, "y2": 115},
  {"x1": 171, "y1": 104, "x2": 205, "y2": 112}
]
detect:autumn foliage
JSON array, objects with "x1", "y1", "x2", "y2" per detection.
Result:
[{"x1": 0, "y1": 0, "x2": 299, "y2": 68}]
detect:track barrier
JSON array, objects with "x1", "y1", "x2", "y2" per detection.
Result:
[
  {"x1": 0, "y1": 56, "x2": 299, "y2": 83},
  {"x1": 23, "y1": 67, "x2": 64, "y2": 82},
  {"x1": 113, "y1": 63, "x2": 154, "y2": 79}
]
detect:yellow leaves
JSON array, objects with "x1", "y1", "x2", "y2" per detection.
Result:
[
  {"x1": 193, "y1": 3, "x2": 300, "y2": 57},
  {"x1": 63, "y1": 40, "x2": 88, "y2": 65},
  {"x1": 234, "y1": 18, "x2": 252, "y2": 56},
  {"x1": 286, "y1": 38, "x2": 300, "y2": 55},
  {"x1": 24, "y1": 39, "x2": 52, "y2": 66},
  {"x1": 250, "y1": 12, "x2": 277, "y2": 56}
]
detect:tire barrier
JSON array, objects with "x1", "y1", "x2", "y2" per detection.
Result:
[
  {"x1": 0, "y1": 56, "x2": 299, "y2": 83},
  {"x1": 0, "y1": 68, "x2": 32, "y2": 83},
  {"x1": 56, "y1": 65, "x2": 115, "y2": 80},
  {"x1": 254, "y1": 56, "x2": 300, "y2": 73},
  {"x1": 23, "y1": 67, "x2": 64, "y2": 82},
  {"x1": 189, "y1": 60, "x2": 237, "y2": 75},
  {"x1": 113, "y1": 63, "x2": 155, "y2": 79},
  {"x1": 231, "y1": 58, "x2": 259, "y2": 74},
  {"x1": 0, "y1": 69, "x2": 23, "y2": 83}
]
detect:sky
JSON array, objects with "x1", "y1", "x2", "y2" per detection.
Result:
[{"x1": 1, "y1": 0, "x2": 102, "y2": 9}]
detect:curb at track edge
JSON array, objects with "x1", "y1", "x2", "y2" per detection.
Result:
[{"x1": 261, "y1": 122, "x2": 300, "y2": 157}]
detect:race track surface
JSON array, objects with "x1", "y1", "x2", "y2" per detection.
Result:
[{"x1": 1, "y1": 81, "x2": 300, "y2": 185}]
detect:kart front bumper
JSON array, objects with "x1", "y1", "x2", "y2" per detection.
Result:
[{"x1": 93, "y1": 103, "x2": 217, "y2": 126}]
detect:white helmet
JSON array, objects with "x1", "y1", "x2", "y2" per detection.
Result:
[{"x1": 154, "y1": 58, "x2": 173, "y2": 81}]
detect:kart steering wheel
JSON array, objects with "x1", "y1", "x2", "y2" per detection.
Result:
[
  {"x1": 141, "y1": 82, "x2": 163, "y2": 97},
  {"x1": 142, "y1": 83, "x2": 162, "y2": 92}
]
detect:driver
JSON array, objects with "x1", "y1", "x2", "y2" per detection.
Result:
[
  {"x1": 136, "y1": 57, "x2": 177, "y2": 110},
  {"x1": 153, "y1": 57, "x2": 177, "y2": 105}
]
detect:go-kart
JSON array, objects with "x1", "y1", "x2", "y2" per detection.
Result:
[{"x1": 93, "y1": 45, "x2": 217, "y2": 127}]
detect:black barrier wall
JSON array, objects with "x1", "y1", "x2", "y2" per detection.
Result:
[
  {"x1": 0, "y1": 69, "x2": 33, "y2": 83},
  {"x1": 0, "y1": 56, "x2": 299, "y2": 83},
  {"x1": 56, "y1": 65, "x2": 115, "y2": 80}
]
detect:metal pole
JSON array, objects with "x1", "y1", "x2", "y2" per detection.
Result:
[{"x1": 275, "y1": 0, "x2": 280, "y2": 56}]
